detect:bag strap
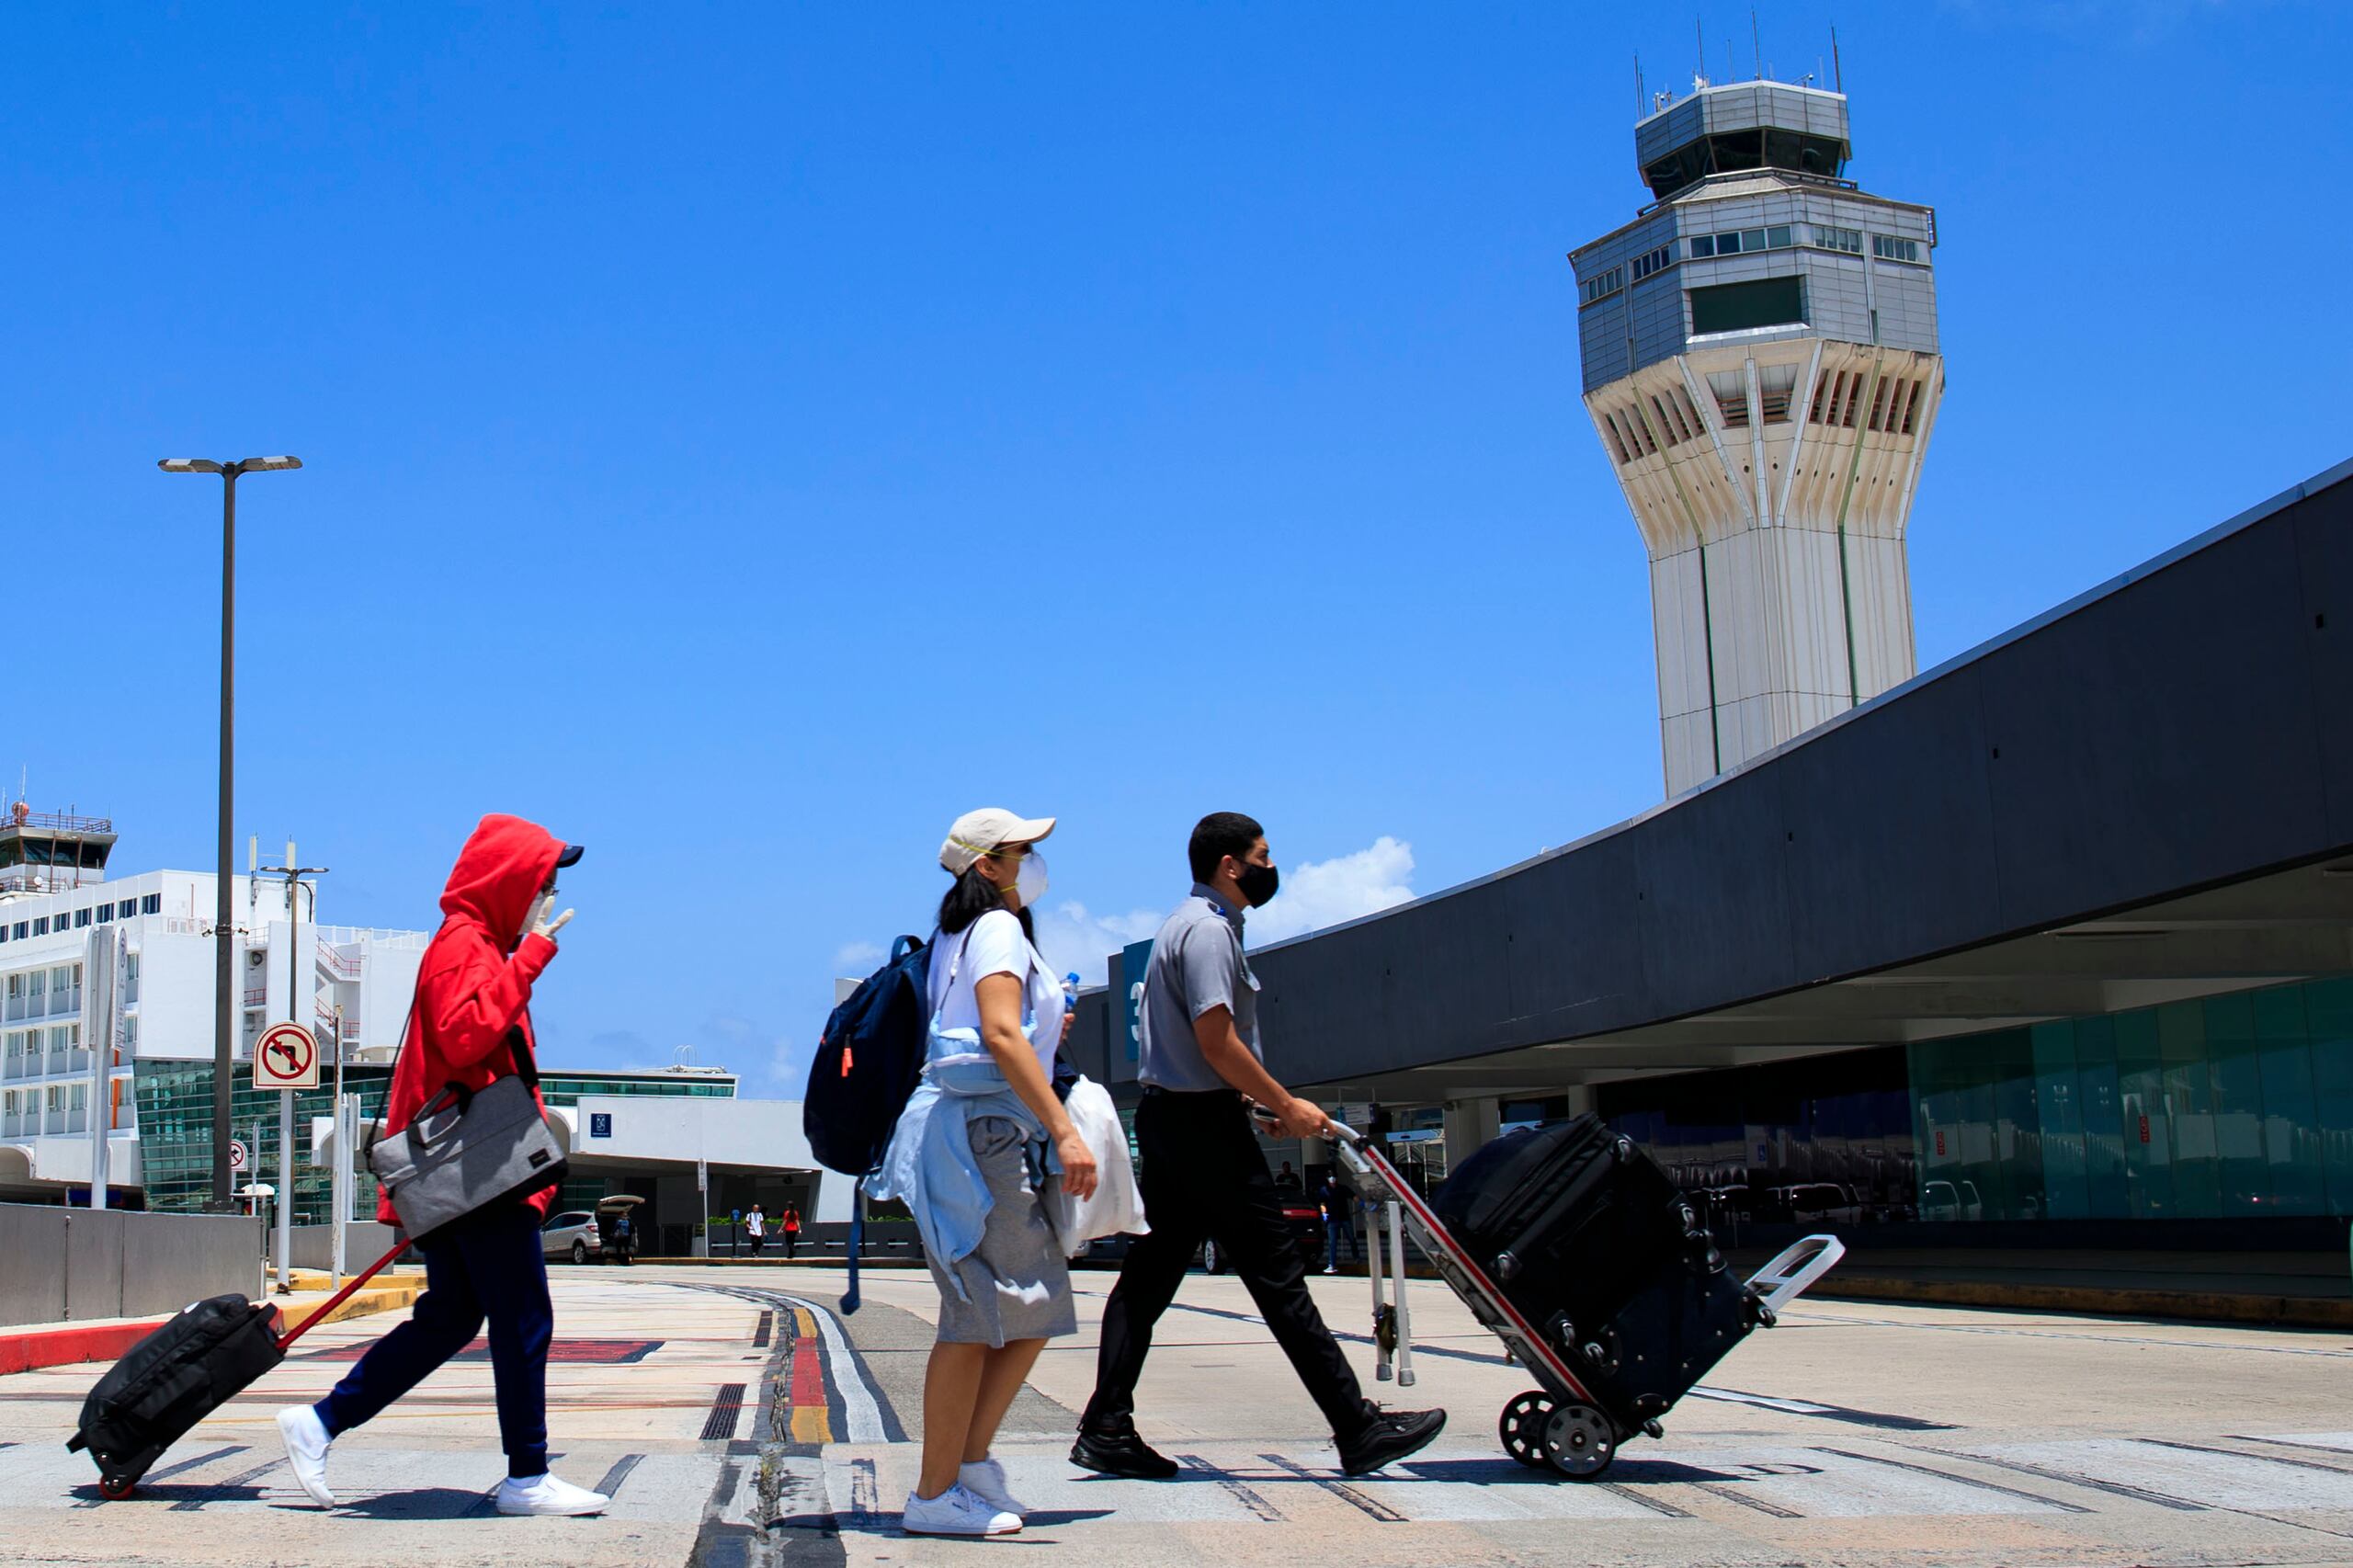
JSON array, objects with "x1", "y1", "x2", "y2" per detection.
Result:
[{"x1": 365, "y1": 915, "x2": 541, "y2": 1152}]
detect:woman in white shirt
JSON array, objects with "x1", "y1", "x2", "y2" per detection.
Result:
[{"x1": 868, "y1": 807, "x2": 1097, "y2": 1538}]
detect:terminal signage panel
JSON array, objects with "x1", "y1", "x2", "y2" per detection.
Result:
[{"x1": 590, "y1": 1112, "x2": 612, "y2": 1140}]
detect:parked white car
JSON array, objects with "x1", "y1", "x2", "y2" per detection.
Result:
[{"x1": 540, "y1": 1210, "x2": 604, "y2": 1264}]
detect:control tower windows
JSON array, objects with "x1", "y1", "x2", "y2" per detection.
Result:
[
  {"x1": 1642, "y1": 129, "x2": 1848, "y2": 201},
  {"x1": 1690, "y1": 278, "x2": 1806, "y2": 336},
  {"x1": 1690, "y1": 225, "x2": 1792, "y2": 258},
  {"x1": 1872, "y1": 234, "x2": 1923, "y2": 263},
  {"x1": 1578, "y1": 264, "x2": 1627, "y2": 305}
]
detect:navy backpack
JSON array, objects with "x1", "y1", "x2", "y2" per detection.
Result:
[{"x1": 804, "y1": 935, "x2": 931, "y2": 1310}]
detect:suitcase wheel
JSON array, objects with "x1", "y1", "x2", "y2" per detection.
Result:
[
  {"x1": 1497, "y1": 1390, "x2": 1557, "y2": 1470},
  {"x1": 97, "y1": 1474, "x2": 137, "y2": 1502}
]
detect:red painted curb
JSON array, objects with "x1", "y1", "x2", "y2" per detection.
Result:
[{"x1": 0, "y1": 1319, "x2": 165, "y2": 1378}]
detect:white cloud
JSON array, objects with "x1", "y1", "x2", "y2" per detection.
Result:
[
  {"x1": 1032, "y1": 901, "x2": 1164, "y2": 987},
  {"x1": 1247, "y1": 835, "x2": 1416, "y2": 944},
  {"x1": 831, "y1": 940, "x2": 886, "y2": 978}
]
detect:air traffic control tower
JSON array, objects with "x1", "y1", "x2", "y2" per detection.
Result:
[{"x1": 1572, "y1": 78, "x2": 1943, "y2": 796}]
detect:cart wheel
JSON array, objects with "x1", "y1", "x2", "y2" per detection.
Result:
[
  {"x1": 97, "y1": 1474, "x2": 136, "y2": 1501},
  {"x1": 1541, "y1": 1403, "x2": 1616, "y2": 1480},
  {"x1": 1497, "y1": 1390, "x2": 1557, "y2": 1469}
]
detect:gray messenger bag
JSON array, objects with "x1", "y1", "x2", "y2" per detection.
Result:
[{"x1": 367, "y1": 1014, "x2": 566, "y2": 1243}]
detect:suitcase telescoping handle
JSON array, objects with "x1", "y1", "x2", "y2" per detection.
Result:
[{"x1": 275, "y1": 1239, "x2": 411, "y2": 1353}]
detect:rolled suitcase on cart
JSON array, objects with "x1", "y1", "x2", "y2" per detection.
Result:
[
  {"x1": 1327, "y1": 1111, "x2": 1843, "y2": 1481},
  {"x1": 66, "y1": 1240, "x2": 408, "y2": 1501}
]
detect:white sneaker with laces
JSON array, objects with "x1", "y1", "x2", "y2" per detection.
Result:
[
  {"x1": 957, "y1": 1457, "x2": 1028, "y2": 1517},
  {"x1": 903, "y1": 1482, "x2": 1021, "y2": 1536},
  {"x1": 495, "y1": 1471, "x2": 611, "y2": 1516},
  {"x1": 276, "y1": 1405, "x2": 335, "y2": 1507}
]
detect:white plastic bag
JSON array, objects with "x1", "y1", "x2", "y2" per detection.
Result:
[{"x1": 1044, "y1": 1075, "x2": 1148, "y2": 1256}]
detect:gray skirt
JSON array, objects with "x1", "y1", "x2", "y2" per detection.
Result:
[{"x1": 929, "y1": 1116, "x2": 1078, "y2": 1346}]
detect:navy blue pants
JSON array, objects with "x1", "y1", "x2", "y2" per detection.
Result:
[{"x1": 315, "y1": 1200, "x2": 552, "y2": 1478}]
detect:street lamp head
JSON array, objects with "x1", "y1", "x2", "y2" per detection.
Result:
[
  {"x1": 235, "y1": 456, "x2": 303, "y2": 472},
  {"x1": 158, "y1": 458, "x2": 225, "y2": 474}
]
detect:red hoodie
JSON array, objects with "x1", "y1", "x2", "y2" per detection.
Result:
[{"x1": 375, "y1": 813, "x2": 567, "y2": 1226}]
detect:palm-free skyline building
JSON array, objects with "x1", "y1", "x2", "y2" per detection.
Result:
[{"x1": 1572, "y1": 76, "x2": 1942, "y2": 796}]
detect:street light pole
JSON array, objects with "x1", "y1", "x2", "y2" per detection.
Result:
[{"x1": 158, "y1": 455, "x2": 302, "y2": 1210}]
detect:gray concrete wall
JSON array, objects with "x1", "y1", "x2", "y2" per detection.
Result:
[
  {"x1": 283, "y1": 1221, "x2": 404, "y2": 1272},
  {"x1": 0, "y1": 1203, "x2": 260, "y2": 1325}
]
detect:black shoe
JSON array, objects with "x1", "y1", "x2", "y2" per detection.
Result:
[
  {"x1": 1336, "y1": 1408, "x2": 1448, "y2": 1475},
  {"x1": 1070, "y1": 1424, "x2": 1180, "y2": 1480}
]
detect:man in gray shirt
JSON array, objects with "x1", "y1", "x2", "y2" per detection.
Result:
[{"x1": 1074, "y1": 812, "x2": 1445, "y2": 1479}]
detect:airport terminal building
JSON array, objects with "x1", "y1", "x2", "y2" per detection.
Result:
[{"x1": 1064, "y1": 74, "x2": 2353, "y2": 1250}]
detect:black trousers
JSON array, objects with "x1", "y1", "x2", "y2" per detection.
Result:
[{"x1": 1084, "y1": 1090, "x2": 1376, "y2": 1439}]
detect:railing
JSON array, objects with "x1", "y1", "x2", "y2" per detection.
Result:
[
  {"x1": 313, "y1": 926, "x2": 428, "y2": 951},
  {"x1": 318, "y1": 941, "x2": 363, "y2": 978},
  {"x1": 1637, "y1": 165, "x2": 1861, "y2": 218},
  {"x1": 13, "y1": 810, "x2": 112, "y2": 835},
  {"x1": 243, "y1": 985, "x2": 267, "y2": 1007}
]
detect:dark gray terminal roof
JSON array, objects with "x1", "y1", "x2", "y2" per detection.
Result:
[{"x1": 1065, "y1": 458, "x2": 2353, "y2": 1103}]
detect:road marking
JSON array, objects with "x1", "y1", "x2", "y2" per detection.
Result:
[
  {"x1": 593, "y1": 1452, "x2": 645, "y2": 1498},
  {"x1": 782, "y1": 1295, "x2": 889, "y2": 1443},
  {"x1": 1980, "y1": 1438, "x2": 2353, "y2": 1513},
  {"x1": 1809, "y1": 1446, "x2": 2093, "y2": 1513},
  {"x1": 1599, "y1": 1480, "x2": 1692, "y2": 1517},
  {"x1": 1934, "y1": 1447, "x2": 2205, "y2": 1511},
  {"x1": 1686, "y1": 1479, "x2": 1802, "y2": 1517},
  {"x1": 788, "y1": 1310, "x2": 832, "y2": 1444},
  {"x1": 700, "y1": 1382, "x2": 747, "y2": 1441},
  {"x1": 165, "y1": 1456, "x2": 284, "y2": 1511},
  {"x1": 752, "y1": 1310, "x2": 773, "y2": 1348},
  {"x1": 1065, "y1": 1287, "x2": 1948, "y2": 1430},
  {"x1": 2140, "y1": 1437, "x2": 2353, "y2": 1477},
  {"x1": 2239, "y1": 1432, "x2": 2353, "y2": 1457},
  {"x1": 1256, "y1": 1452, "x2": 1406, "y2": 1522},
  {"x1": 1177, "y1": 1452, "x2": 1286, "y2": 1520}
]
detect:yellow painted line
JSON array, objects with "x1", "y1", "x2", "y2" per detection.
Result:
[
  {"x1": 790, "y1": 1403, "x2": 832, "y2": 1443},
  {"x1": 786, "y1": 1308, "x2": 832, "y2": 1443},
  {"x1": 793, "y1": 1308, "x2": 816, "y2": 1338}
]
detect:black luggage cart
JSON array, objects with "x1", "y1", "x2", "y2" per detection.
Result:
[{"x1": 1328, "y1": 1119, "x2": 1843, "y2": 1480}]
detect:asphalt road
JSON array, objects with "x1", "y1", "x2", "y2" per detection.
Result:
[{"x1": 4, "y1": 1259, "x2": 2351, "y2": 1567}]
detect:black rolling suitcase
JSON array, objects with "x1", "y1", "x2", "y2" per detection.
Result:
[
  {"x1": 1432, "y1": 1116, "x2": 1751, "y2": 1432},
  {"x1": 68, "y1": 1241, "x2": 406, "y2": 1500},
  {"x1": 1329, "y1": 1113, "x2": 1843, "y2": 1480}
]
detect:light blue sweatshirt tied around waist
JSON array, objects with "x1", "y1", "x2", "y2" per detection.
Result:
[{"x1": 863, "y1": 985, "x2": 1063, "y2": 1303}]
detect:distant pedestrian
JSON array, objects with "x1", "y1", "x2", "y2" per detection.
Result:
[
  {"x1": 867, "y1": 808, "x2": 1097, "y2": 1537},
  {"x1": 1074, "y1": 812, "x2": 1444, "y2": 1481},
  {"x1": 611, "y1": 1210, "x2": 634, "y2": 1266},
  {"x1": 274, "y1": 816, "x2": 608, "y2": 1517},
  {"x1": 747, "y1": 1203, "x2": 766, "y2": 1256},
  {"x1": 1323, "y1": 1173, "x2": 1362, "y2": 1274},
  {"x1": 1276, "y1": 1160, "x2": 1301, "y2": 1189},
  {"x1": 783, "y1": 1204, "x2": 801, "y2": 1259}
]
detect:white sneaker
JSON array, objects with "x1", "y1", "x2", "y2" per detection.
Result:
[
  {"x1": 276, "y1": 1405, "x2": 335, "y2": 1507},
  {"x1": 903, "y1": 1482, "x2": 1021, "y2": 1536},
  {"x1": 957, "y1": 1457, "x2": 1028, "y2": 1516},
  {"x1": 495, "y1": 1472, "x2": 611, "y2": 1517}
]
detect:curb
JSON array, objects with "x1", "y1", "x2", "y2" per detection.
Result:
[
  {"x1": 0, "y1": 1279, "x2": 428, "y2": 1378},
  {"x1": 1813, "y1": 1274, "x2": 2353, "y2": 1330}
]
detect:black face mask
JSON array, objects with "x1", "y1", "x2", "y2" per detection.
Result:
[{"x1": 1233, "y1": 859, "x2": 1280, "y2": 908}]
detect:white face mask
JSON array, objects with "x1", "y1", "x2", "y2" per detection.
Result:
[{"x1": 1014, "y1": 848, "x2": 1050, "y2": 910}]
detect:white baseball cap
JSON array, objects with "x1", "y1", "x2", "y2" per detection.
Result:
[{"x1": 939, "y1": 807, "x2": 1057, "y2": 873}]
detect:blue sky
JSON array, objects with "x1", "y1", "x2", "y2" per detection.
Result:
[{"x1": 9, "y1": 3, "x2": 2347, "y2": 1091}]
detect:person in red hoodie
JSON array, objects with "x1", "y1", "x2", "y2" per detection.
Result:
[{"x1": 275, "y1": 813, "x2": 609, "y2": 1517}]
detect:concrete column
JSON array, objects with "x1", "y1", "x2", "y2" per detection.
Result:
[{"x1": 1442, "y1": 1097, "x2": 1503, "y2": 1169}]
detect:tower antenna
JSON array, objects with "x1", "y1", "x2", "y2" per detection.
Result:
[
  {"x1": 1832, "y1": 22, "x2": 1843, "y2": 92},
  {"x1": 1752, "y1": 8, "x2": 1762, "y2": 78},
  {"x1": 1695, "y1": 16, "x2": 1706, "y2": 87},
  {"x1": 1635, "y1": 51, "x2": 1644, "y2": 118}
]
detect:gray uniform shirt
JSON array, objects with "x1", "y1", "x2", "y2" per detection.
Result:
[{"x1": 1137, "y1": 882, "x2": 1260, "y2": 1092}]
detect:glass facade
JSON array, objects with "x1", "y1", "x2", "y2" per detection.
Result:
[
  {"x1": 133, "y1": 1063, "x2": 737, "y2": 1223},
  {"x1": 1597, "y1": 973, "x2": 2353, "y2": 1228},
  {"x1": 133, "y1": 1061, "x2": 392, "y2": 1226},
  {"x1": 539, "y1": 1073, "x2": 733, "y2": 1107},
  {"x1": 1910, "y1": 975, "x2": 2353, "y2": 1222},
  {"x1": 1599, "y1": 1047, "x2": 1915, "y2": 1230}
]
